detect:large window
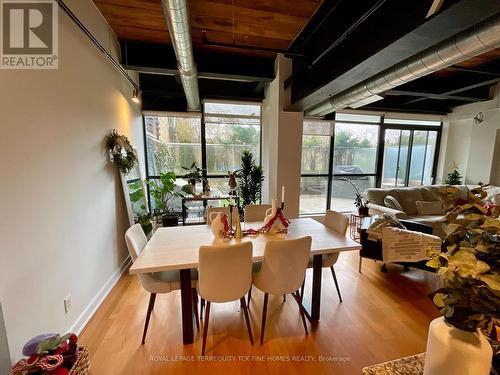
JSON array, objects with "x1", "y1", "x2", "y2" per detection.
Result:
[
  {"x1": 299, "y1": 113, "x2": 441, "y2": 214},
  {"x1": 381, "y1": 119, "x2": 440, "y2": 188},
  {"x1": 145, "y1": 113, "x2": 202, "y2": 176},
  {"x1": 204, "y1": 101, "x2": 261, "y2": 178},
  {"x1": 300, "y1": 120, "x2": 332, "y2": 214},
  {"x1": 144, "y1": 101, "x2": 261, "y2": 217}
]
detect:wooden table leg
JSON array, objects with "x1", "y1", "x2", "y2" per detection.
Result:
[
  {"x1": 180, "y1": 269, "x2": 194, "y2": 345},
  {"x1": 303, "y1": 254, "x2": 322, "y2": 322}
]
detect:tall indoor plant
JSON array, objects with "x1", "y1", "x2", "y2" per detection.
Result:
[
  {"x1": 238, "y1": 150, "x2": 264, "y2": 209},
  {"x1": 424, "y1": 185, "x2": 499, "y2": 375},
  {"x1": 146, "y1": 172, "x2": 183, "y2": 227}
]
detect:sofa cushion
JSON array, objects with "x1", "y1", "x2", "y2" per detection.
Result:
[
  {"x1": 366, "y1": 188, "x2": 398, "y2": 206},
  {"x1": 395, "y1": 187, "x2": 424, "y2": 215},
  {"x1": 416, "y1": 200, "x2": 444, "y2": 215},
  {"x1": 421, "y1": 186, "x2": 443, "y2": 202},
  {"x1": 384, "y1": 195, "x2": 404, "y2": 211}
]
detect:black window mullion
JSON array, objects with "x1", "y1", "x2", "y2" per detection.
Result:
[
  {"x1": 420, "y1": 131, "x2": 430, "y2": 185},
  {"x1": 142, "y1": 115, "x2": 153, "y2": 213},
  {"x1": 404, "y1": 130, "x2": 414, "y2": 186},
  {"x1": 375, "y1": 115, "x2": 385, "y2": 188},
  {"x1": 200, "y1": 105, "x2": 208, "y2": 190},
  {"x1": 431, "y1": 126, "x2": 442, "y2": 184},
  {"x1": 326, "y1": 130, "x2": 335, "y2": 211}
]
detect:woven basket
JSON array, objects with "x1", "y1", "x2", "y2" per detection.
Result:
[{"x1": 69, "y1": 346, "x2": 90, "y2": 375}]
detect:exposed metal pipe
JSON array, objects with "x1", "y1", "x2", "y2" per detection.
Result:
[
  {"x1": 307, "y1": 15, "x2": 500, "y2": 116},
  {"x1": 161, "y1": 0, "x2": 200, "y2": 111}
]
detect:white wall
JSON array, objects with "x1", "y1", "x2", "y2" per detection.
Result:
[
  {"x1": 441, "y1": 84, "x2": 500, "y2": 184},
  {"x1": 0, "y1": 1, "x2": 143, "y2": 361},
  {"x1": 261, "y1": 55, "x2": 303, "y2": 217}
]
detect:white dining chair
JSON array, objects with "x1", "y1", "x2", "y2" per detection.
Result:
[
  {"x1": 125, "y1": 224, "x2": 199, "y2": 345},
  {"x1": 304, "y1": 210, "x2": 349, "y2": 303},
  {"x1": 252, "y1": 236, "x2": 312, "y2": 344},
  {"x1": 197, "y1": 241, "x2": 254, "y2": 355},
  {"x1": 206, "y1": 206, "x2": 240, "y2": 225},
  {"x1": 243, "y1": 204, "x2": 272, "y2": 222}
]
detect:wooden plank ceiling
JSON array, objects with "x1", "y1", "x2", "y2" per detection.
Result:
[{"x1": 93, "y1": 0, "x2": 323, "y2": 56}]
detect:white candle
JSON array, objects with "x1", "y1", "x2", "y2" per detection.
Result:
[{"x1": 281, "y1": 186, "x2": 285, "y2": 203}]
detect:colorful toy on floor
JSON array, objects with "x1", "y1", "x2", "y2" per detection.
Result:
[{"x1": 12, "y1": 333, "x2": 79, "y2": 375}]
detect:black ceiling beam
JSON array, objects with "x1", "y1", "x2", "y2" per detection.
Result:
[
  {"x1": 139, "y1": 73, "x2": 265, "y2": 111},
  {"x1": 403, "y1": 77, "x2": 500, "y2": 105},
  {"x1": 385, "y1": 89, "x2": 485, "y2": 102},
  {"x1": 121, "y1": 39, "x2": 275, "y2": 84},
  {"x1": 448, "y1": 65, "x2": 500, "y2": 77},
  {"x1": 288, "y1": 0, "x2": 500, "y2": 112}
]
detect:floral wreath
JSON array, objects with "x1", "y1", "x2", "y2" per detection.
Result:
[{"x1": 105, "y1": 129, "x2": 137, "y2": 174}]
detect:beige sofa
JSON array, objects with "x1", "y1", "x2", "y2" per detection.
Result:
[{"x1": 365, "y1": 185, "x2": 471, "y2": 238}]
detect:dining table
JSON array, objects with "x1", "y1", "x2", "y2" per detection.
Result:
[{"x1": 129, "y1": 217, "x2": 361, "y2": 345}]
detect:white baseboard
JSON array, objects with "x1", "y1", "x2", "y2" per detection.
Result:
[{"x1": 69, "y1": 255, "x2": 132, "y2": 335}]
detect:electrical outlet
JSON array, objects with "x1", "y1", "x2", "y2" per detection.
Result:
[{"x1": 64, "y1": 295, "x2": 72, "y2": 314}]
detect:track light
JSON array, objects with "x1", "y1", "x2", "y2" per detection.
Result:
[{"x1": 132, "y1": 88, "x2": 141, "y2": 104}]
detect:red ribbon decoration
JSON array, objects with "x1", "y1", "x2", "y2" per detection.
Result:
[{"x1": 243, "y1": 208, "x2": 290, "y2": 236}]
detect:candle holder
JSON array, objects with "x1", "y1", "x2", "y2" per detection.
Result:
[{"x1": 229, "y1": 203, "x2": 233, "y2": 233}]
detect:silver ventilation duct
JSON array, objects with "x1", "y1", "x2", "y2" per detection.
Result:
[
  {"x1": 161, "y1": 0, "x2": 200, "y2": 111},
  {"x1": 307, "y1": 15, "x2": 500, "y2": 116}
]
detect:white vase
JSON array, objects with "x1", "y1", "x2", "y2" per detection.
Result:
[
  {"x1": 423, "y1": 317, "x2": 492, "y2": 375},
  {"x1": 209, "y1": 212, "x2": 227, "y2": 240}
]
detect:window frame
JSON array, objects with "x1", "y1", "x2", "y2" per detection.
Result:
[
  {"x1": 142, "y1": 101, "x2": 263, "y2": 210},
  {"x1": 377, "y1": 120, "x2": 443, "y2": 188},
  {"x1": 300, "y1": 113, "x2": 443, "y2": 215}
]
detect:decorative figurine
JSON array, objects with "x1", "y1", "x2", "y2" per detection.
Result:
[
  {"x1": 209, "y1": 212, "x2": 231, "y2": 240},
  {"x1": 227, "y1": 171, "x2": 238, "y2": 195}
]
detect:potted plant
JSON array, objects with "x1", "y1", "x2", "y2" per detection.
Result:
[
  {"x1": 445, "y1": 161, "x2": 463, "y2": 185},
  {"x1": 238, "y1": 150, "x2": 264, "y2": 209},
  {"x1": 424, "y1": 185, "x2": 499, "y2": 375},
  {"x1": 146, "y1": 172, "x2": 183, "y2": 227},
  {"x1": 181, "y1": 162, "x2": 206, "y2": 198},
  {"x1": 340, "y1": 177, "x2": 370, "y2": 216}
]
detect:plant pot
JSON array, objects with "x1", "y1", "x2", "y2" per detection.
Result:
[
  {"x1": 162, "y1": 213, "x2": 179, "y2": 227},
  {"x1": 140, "y1": 222, "x2": 153, "y2": 236},
  {"x1": 358, "y1": 206, "x2": 369, "y2": 216},
  {"x1": 423, "y1": 317, "x2": 492, "y2": 375}
]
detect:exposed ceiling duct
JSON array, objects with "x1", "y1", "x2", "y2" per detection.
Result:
[
  {"x1": 161, "y1": 0, "x2": 200, "y2": 111},
  {"x1": 307, "y1": 15, "x2": 500, "y2": 116}
]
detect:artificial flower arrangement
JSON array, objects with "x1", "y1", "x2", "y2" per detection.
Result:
[
  {"x1": 426, "y1": 185, "x2": 500, "y2": 352},
  {"x1": 105, "y1": 129, "x2": 137, "y2": 174}
]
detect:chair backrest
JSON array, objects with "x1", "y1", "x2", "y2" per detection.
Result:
[
  {"x1": 206, "y1": 206, "x2": 239, "y2": 224},
  {"x1": 125, "y1": 224, "x2": 148, "y2": 262},
  {"x1": 244, "y1": 204, "x2": 272, "y2": 222},
  {"x1": 254, "y1": 236, "x2": 312, "y2": 295},
  {"x1": 324, "y1": 210, "x2": 349, "y2": 235},
  {"x1": 198, "y1": 241, "x2": 253, "y2": 303}
]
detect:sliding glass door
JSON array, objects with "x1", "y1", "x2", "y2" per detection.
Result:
[{"x1": 381, "y1": 128, "x2": 439, "y2": 188}]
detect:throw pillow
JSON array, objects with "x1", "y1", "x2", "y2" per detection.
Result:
[
  {"x1": 416, "y1": 200, "x2": 444, "y2": 215},
  {"x1": 395, "y1": 187, "x2": 424, "y2": 215},
  {"x1": 384, "y1": 195, "x2": 404, "y2": 211}
]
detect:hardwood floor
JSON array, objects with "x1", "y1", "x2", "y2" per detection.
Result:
[{"x1": 79, "y1": 251, "x2": 439, "y2": 374}]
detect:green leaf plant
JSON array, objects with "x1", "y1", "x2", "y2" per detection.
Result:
[
  {"x1": 238, "y1": 151, "x2": 264, "y2": 209},
  {"x1": 426, "y1": 185, "x2": 500, "y2": 345},
  {"x1": 146, "y1": 172, "x2": 183, "y2": 215}
]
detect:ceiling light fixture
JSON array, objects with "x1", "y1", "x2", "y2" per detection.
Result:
[{"x1": 132, "y1": 88, "x2": 141, "y2": 104}]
